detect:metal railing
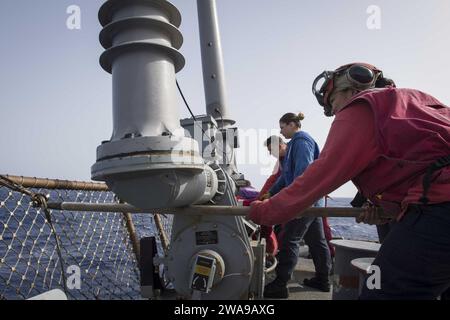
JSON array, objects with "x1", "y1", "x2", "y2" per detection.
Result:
[{"x1": 0, "y1": 175, "x2": 173, "y2": 300}]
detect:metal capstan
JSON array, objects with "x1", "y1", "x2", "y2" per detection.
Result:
[
  {"x1": 92, "y1": 0, "x2": 260, "y2": 300},
  {"x1": 92, "y1": 0, "x2": 219, "y2": 209}
]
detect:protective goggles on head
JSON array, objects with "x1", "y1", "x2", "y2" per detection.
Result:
[{"x1": 312, "y1": 63, "x2": 383, "y2": 116}]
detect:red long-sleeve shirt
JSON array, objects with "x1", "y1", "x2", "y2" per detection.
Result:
[
  {"x1": 259, "y1": 160, "x2": 282, "y2": 197},
  {"x1": 250, "y1": 102, "x2": 379, "y2": 226}
]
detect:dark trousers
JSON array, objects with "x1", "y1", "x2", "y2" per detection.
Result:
[
  {"x1": 376, "y1": 222, "x2": 395, "y2": 244},
  {"x1": 360, "y1": 202, "x2": 450, "y2": 300},
  {"x1": 275, "y1": 216, "x2": 332, "y2": 284}
]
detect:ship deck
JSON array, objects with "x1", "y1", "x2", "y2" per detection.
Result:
[{"x1": 264, "y1": 257, "x2": 332, "y2": 300}]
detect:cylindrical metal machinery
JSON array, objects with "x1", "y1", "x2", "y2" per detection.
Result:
[
  {"x1": 165, "y1": 217, "x2": 255, "y2": 300},
  {"x1": 98, "y1": 0, "x2": 185, "y2": 139},
  {"x1": 93, "y1": 0, "x2": 258, "y2": 300},
  {"x1": 92, "y1": 0, "x2": 218, "y2": 209}
]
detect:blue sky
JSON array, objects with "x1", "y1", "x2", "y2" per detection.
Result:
[{"x1": 1, "y1": 0, "x2": 449, "y2": 197}]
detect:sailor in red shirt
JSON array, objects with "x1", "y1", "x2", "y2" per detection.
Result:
[
  {"x1": 261, "y1": 136, "x2": 336, "y2": 257},
  {"x1": 249, "y1": 63, "x2": 450, "y2": 299},
  {"x1": 257, "y1": 136, "x2": 285, "y2": 257}
]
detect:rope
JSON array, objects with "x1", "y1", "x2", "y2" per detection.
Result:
[
  {"x1": 0, "y1": 174, "x2": 69, "y2": 296},
  {"x1": 0, "y1": 175, "x2": 35, "y2": 198},
  {"x1": 0, "y1": 179, "x2": 143, "y2": 299},
  {"x1": 265, "y1": 256, "x2": 278, "y2": 274}
]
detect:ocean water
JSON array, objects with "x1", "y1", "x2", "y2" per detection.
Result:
[{"x1": 326, "y1": 197, "x2": 378, "y2": 242}]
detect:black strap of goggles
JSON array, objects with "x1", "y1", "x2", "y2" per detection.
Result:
[{"x1": 420, "y1": 155, "x2": 450, "y2": 205}]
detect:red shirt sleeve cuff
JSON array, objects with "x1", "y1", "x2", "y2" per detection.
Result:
[{"x1": 249, "y1": 200, "x2": 264, "y2": 225}]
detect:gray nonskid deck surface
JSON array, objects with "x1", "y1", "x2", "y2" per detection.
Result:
[
  {"x1": 268, "y1": 257, "x2": 332, "y2": 300},
  {"x1": 264, "y1": 246, "x2": 332, "y2": 300}
]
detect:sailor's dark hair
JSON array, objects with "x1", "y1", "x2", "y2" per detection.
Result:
[
  {"x1": 264, "y1": 135, "x2": 285, "y2": 148},
  {"x1": 279, "y1": 112, "x2": 305, "y2": 128}
]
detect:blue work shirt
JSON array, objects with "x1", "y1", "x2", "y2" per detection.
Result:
[{"x1": 269, "y1": 131, "x2": 321, "y2": 197}]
